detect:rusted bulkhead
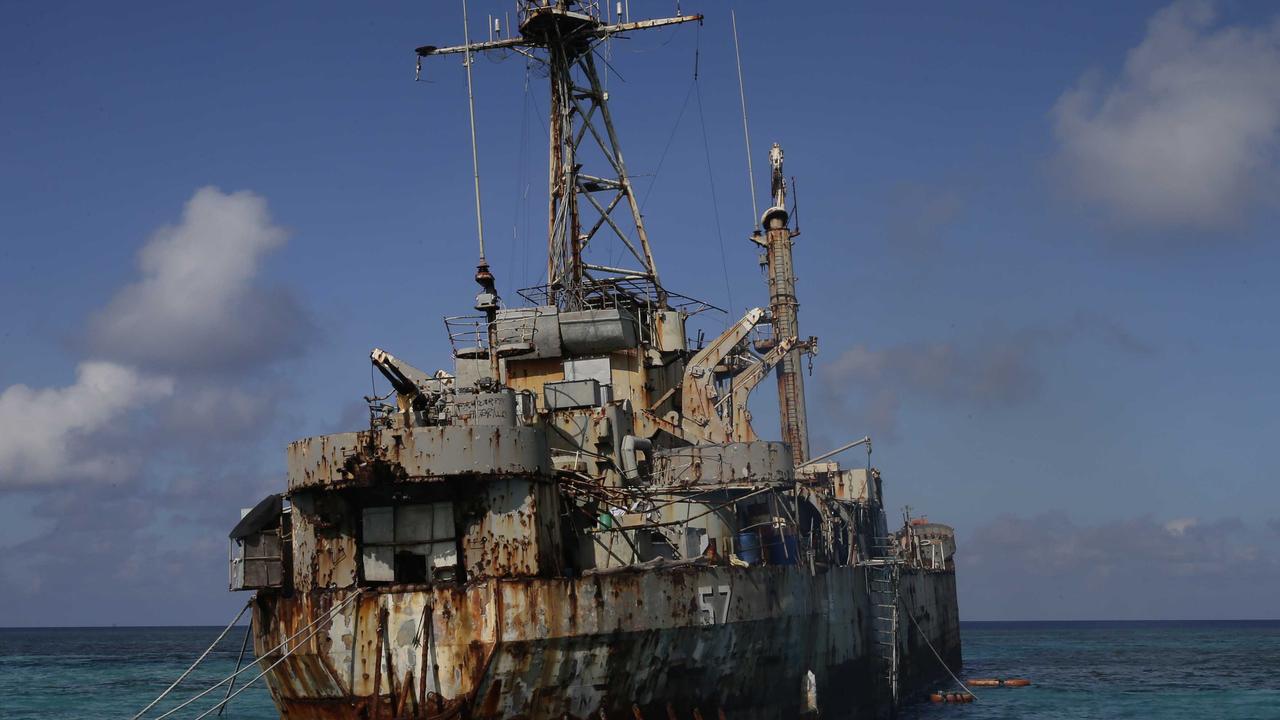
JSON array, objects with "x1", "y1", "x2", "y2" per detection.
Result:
[{"x1": 651, "y1": 441, "x2": 793, "y2": 487}]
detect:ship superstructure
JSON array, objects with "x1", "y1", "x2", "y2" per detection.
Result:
[{"x1": 227, "y1": 3, "x2": 961, "y2": 718}]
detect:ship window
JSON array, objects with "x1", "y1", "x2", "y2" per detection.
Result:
[{"x1": 361, "y1": 503, "x2": 457, "y2": 584}]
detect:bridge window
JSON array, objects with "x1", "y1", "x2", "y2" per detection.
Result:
[{"x1": 361, "y1": 503, "x2": 457, "y2": 584}]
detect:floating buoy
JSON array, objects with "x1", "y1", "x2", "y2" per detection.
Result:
[
  {"x1": 929, "y1": 693, "x2": 945, "y2": 703},
  {"x1": 963, "y1": 677, "x2": 1032, "y2": 688}
]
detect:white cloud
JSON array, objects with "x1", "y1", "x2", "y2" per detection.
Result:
[
  {"x1": 87, "y1": 186, "x2": 309, "y2": 373},
  {"x1": 1, "y1": 187, "x2": 307, "y2": 491},
  {"x1": 0, "y1": 362, "x2": 173, "y2": 487},
  {"x1": 0, "y1": 185, "x2": 313, "y2": 623},
  {"x1": 1052, "y1": 0, "x2": 1280, "y2": 230}
]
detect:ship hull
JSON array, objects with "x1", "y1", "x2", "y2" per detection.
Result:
[{"x1": 252, "y1": 564, "x2": 959, "y2": 719}]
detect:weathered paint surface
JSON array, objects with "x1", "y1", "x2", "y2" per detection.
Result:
[
  {"x1": 251, "y1": 565, "x2": 958, "y2": 719},
  {"x1": 462, "y1": 478, "x2": 563, "y2": 579},
  {"x1": 289, "y1": 492, "x2": 362, "y2": 590},
  {"x1": 288, "y1": 426, "x2": 552, "y2": 492}
]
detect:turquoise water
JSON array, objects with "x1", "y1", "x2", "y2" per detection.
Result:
[
  {"x1": 1, "y1": 621, "x2": 1277, "y2": 718},
  {"x1": 0, "y1": 626, "x2": 277, "y2": 719},
  {"x1": 905, "y1": 621, "x2": 1280, "y2": 720}
]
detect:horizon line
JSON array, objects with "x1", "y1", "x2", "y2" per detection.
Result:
[{"x1": 2, "y1": 617, "x2": 1279, "y2": 630}]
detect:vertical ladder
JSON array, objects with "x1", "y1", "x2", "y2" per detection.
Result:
[{"x1": 868, "y1": 540, "x2": 901, "y2": 711}]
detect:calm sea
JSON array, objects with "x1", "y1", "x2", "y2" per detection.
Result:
[{"x1": 0, "y1": 621, "x2": 1276, "y2": 719}]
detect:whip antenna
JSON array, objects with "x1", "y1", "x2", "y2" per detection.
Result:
[
  {"x1": 731, "y1": 9, "x2": 758, "y2": 226},
  {"x1": 462, "y1": 0, "x2": 487, "y2": 261}
]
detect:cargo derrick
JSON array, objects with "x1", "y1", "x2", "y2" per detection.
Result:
[{"x1": 225, "y1": 3, "x2": 962, "y2": 719}]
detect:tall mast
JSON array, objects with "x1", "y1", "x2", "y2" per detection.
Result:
[
  {"x1": 756, "y1": 143, "x2": 815, "y2": 462},
  {"x1": 417, "y1": 2, "x2": 699, "y2": 309}
]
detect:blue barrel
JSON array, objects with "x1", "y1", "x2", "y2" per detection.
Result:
[
  {"x1": 736, "y1": 531, "x2": 763, "y2": 565},
  {"x1": 765, "y1": 530, "x2": 800, "y2": 565}
]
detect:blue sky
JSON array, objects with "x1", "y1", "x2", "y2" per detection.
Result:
[{"x1": 2, "y1": 1, "x2": 1278, "y2": 624}]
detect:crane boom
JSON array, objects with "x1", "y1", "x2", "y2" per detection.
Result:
[
  {"x1": 681, "y1": 307, "x2": 766, "y2": 441},
  {"x1": 725, "y1": 336, "x2": 798, "y2": 442}
]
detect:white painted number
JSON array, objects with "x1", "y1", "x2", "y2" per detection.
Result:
[{"x1": 697, "y1": 584, "x2": 732, "y2": 625}]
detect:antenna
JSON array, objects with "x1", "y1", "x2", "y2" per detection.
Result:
[
  {"x1": 461, "y1": 0, "x2": 487, "y2": 262},
  {"x1": 417, "y1": 2, "x2": 701, "y2": 310},
  {"x1": 731, "y1": 10, "x2": 758, "y2": 228}
]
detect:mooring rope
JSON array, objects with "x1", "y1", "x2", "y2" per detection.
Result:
[
  {"x1": 189, "y1": 603, "x2": 350, "y2": 720},
  {"x1": 903, "y1": 601, "x2": 978, "y2": 701},
  {"x1": 147, "y1": 589, "x2": 364, "y2": 720},
  {"x1": 131, "y1": 599, "x2": 251, "y2": 720},
  {"x1": 215, "y1": 621, "x2": 252, "y2": 716}
]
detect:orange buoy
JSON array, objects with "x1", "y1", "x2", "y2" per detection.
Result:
[
  {"x1": 946, "y1": 693, "x2": 962, "y2": 703},
  {"x1": 1003, "y1": 678, "x2": 1032, "y2": 687},
  {"x1": 968, "y1": 678, "x2": 1001, "y2": 687},
  {"x1": 929, "y1": 693, "x2": 944, "y2": 703}
]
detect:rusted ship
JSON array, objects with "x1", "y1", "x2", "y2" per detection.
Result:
[{"x1": 226, "y1": 3, "x2": 961, "y2": 718}]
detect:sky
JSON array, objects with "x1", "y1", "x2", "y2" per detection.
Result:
[{"x1": 1, "y1": 0, "x2": 1278, "y2": 625}]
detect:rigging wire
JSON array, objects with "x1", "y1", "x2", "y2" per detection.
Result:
[
  {"x1": 693, "y1": 24, "x2": 736, "y2": 320},
  {"x1": 526, "y1": 66, "x2": 550, "y2": 137},
  {"x1": 130, "y1": 600, "x2": 251, "y2": 720},
  {"x1": 148, "y1": 590, "x2": 364, "y2": 720},
  {"x1": 591, "y1": 45, "x2": 627, "y2": 84},
  {"x1": 524, "y1": 56, "x2": 553, "y2": 287},
  {"x1": 215, "y1": 623, "x2": 253, "y2": 716},
  {"x1": 905, "y1": 602, "x2": 979, "y2": 701},
  {"x1": 511, "y1": 63, "x2": 533, "y2": 290},
  {"x1": 731, "y1": 9, "x2": 758, "y2": 227},
  {"x1": 188, "y1": 595, "x2": 365, "y2": 720},
  {"x1": 604, "y1": 23, "x2": 729, "y2": 318},
  {"x1": 638, "y1": 77, "x2": 696, "y2": 212}
]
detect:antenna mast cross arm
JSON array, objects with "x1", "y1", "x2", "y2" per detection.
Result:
[{"x1": 416, "y1": 14, "x2": 702, "y2": 58}]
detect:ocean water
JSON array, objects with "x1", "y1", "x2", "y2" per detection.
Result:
[
  {"x1": 0, "y1": 621, "x2": 1277, "y2": 719},
  {"x1": 904, "y1": 621, "x2": 1280, "y2": 720},
  {"x1": 0, "y1": 626, "x2": 277, "y2": 719}
]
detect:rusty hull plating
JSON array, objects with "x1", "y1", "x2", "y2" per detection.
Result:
[
  {"x1": 250, "y1": 565, "x2": 959, "y2": 719},
  {"x1": 226, "y1": 2, "x2": 962, "y2": 718}
]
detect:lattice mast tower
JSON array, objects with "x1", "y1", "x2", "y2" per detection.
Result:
[{"x1": 416, "y1": 2, "x2": 700, "y2": 310}]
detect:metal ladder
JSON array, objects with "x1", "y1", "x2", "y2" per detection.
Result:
[{"x1": 867, "y1": 538, "x2": 902, "y2": 709}]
